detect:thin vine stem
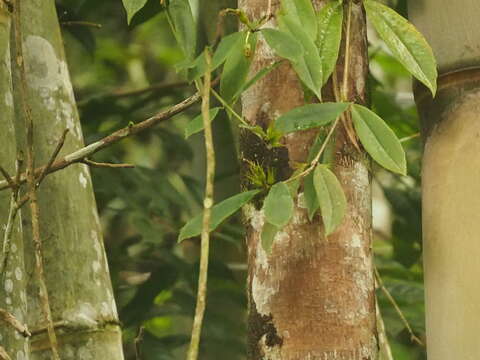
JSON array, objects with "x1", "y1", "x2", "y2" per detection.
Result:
[
  {"x1": 186, "y1": 50, "x2": 215, "y2": 360},
  {"x1": 12, "y1": 0, "x2": 60, "y2": 358}
]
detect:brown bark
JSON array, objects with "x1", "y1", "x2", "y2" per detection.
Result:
[{"x1": 240, "y1": 1, "x2": 377, "y2": 359}]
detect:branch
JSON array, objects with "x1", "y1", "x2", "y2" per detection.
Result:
[
  {"x1": 61, "y1": 21, "x2": 102, "y2": 29},
  {"x1": 12, "y1": 1, "x2": 60, "y2": 358},
  {"x1": 36, "y1": 128, "x2": 69, "y2": 187},
  {"x1": 0, "y1": 309, "x2": 31, "y2": 337},
  {"x1": 82, "y1": 159, "x2": 135, "y2": 169},
  {"x1": 0, "y1": 89, "x2": 203, "y2": 191},
  {"x1": 187, "y1": 51, "x2": 215, "y2": 360},
  {"x1": 375, "y1": 268, "x2": 424, "y2": 347},
  {"x1": 0, "y1": 346, "x2": 11, "y2": 360}
]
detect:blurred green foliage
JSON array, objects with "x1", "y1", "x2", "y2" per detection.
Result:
[{"x1": 57, "y1": 0, "x2": 425, "y2": 358}]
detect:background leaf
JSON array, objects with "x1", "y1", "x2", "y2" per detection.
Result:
[
  {"x1": 275, "y1": 102, "x2": 349, "y2": 133},
  {"x1": 314, "y1": 165, "x2": 347, "y2": 236},
  {"x1": 263, "y1": 182, "x2": 294, "y2": 228},
  {"x1": 168, "y1": 0, "x2": 197, "y2": 61},
  {"x1": 185, "y1": 108, "x2": 222, "y2": 138},
  {"x1": 364, "y1": 0, "x2": 437, "y2": 95},
  {"x1": 317, "y1": 1, "x2": 344, "y2": 84},
  {"x1": 178, "y1": 190, "x2": 260, "y2": 242},
  {"x1": 122, "y1": 0, "x2": 149, "y2": 24},
  {"x1": 352, "y1": 104, "x2": 406, "y2": 175},
  {"x1": 220, "y1": 32, "x2": 257, "y2": 104}
]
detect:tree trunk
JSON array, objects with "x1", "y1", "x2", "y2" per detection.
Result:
[
  {"x1": 0, "y1": 3, "x2": 29, "y2": 359},
  {"x1": 240, "y1": 1, "x2": 377, "y2": 359},
  {"x1": 9, "y1": 1, "x2": 124, "y2": 358},
  {"x1": 408, "y1": 1, "x2": 480, "y2": 358}
]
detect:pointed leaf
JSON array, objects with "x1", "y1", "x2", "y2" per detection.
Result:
[
  {"x1": 280, "y1": 14, "x2": 323, "y2": 99},
  {"x1": 185, "y1": 108, "x2": 221, "y2": 138},
  {"x1": 281, "y1": 0, "x2": 317, "y2": 40},
  {"x1": 351, "y1": 104, "x2": 406, "y2": 175},
  {"x1": 303, "y1": 172, "x2": 319, "y2": 221},
  {"x1": 233, "y1": 61, "x2": 283, "y2": 100},
  {"x1": 275, "y1": 102, "x2": 349, "y2": 134},
  {"x1": 261, "y1": 222, "x2": 279, "y2": 254},
  {"x1": 314, "y1": 165, "x2": 347, "y2": 236},
  {"x1": 317, "y1": 1, "x2": 344, "y2": 84},
  {"x1": 186, "y1": 32, "x2": 244, "y2": 80},
  {"x1": 220, "y1": 32, "x2": 257, "y2": 104},
  {"x1": 261, "y1": 29, "x2": 304, "y2": 63},
  {"x1": 178, "y1": 190, "x2": 260, "y2": 242},
  {"x1": 122, "y1": 0, "x2": 149, "y2": 24},
  {"x1": 168, "y1": 0, "x2": 197, "y2": 61},
  {"x1": 364, "y1": 0, "x2": 437, "y2": 95},
  {"x1": 264, "y1": 182, "x2": 294, "y2": 228}
]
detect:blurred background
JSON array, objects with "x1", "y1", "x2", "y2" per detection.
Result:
[{"x1": 56, "y1": 0, "x2": 425, "y2": 358}]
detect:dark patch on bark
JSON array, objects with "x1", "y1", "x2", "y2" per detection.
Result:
[
  {"x1": 248, "y1": 299, "x2": 283, "y2": 359},
  {"x1": 239, "y1": 129, "x2": 291, "y2": 208}
]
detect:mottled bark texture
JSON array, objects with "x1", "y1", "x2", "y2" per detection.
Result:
[
  {"x1": 9, "y1": 1, "x2": 124, "y2": 358},
  {"x1": 240, "y1": 1, "x2": 377, "y2": 359},
  {"x1": 408, "y1": 1, "x2": 480, "y2": 359},
  {"x1": 0, "y1": 4, "x2": 29, "y2": 359}
]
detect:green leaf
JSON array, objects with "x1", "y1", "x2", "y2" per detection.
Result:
[
  {"x1": 261, "y1": 29, "x2": 304, "y2": 63},
  {"x1": 261, "y1": 222, "x2": 279, "y2": 254},
  {"x1": 186, "y1": 32, "x2": 244, "y2": 81},
  {"x1": 178, "y1": 190, "x2": 260, "y2": 242},
  {"x1": 281, "y1": 0, "x2": 317, "y2": 40},
  {"x1": 168, "y1": 0, "x2": 197, "y2": 61},
  {"x1": 212, "y1": 32, "x2": 245, "y2": 69},
  {"x1": 364, "y1": 0, "x2": 437, "y2": 95},
  {"x1": 279, "y1": 14, "x2": 323, "y2": 99},
  {"x1": 351, "y1": 104, "x2": 406, "y2": 175},
  {"x1": 314, "y1": 165, "x2": 347, "y2": 236},
  {"x1": 233, "y1": 61, "x2": 283, "y2": 101},
  {"x1": 220, "y1": 32, "x2": 257, "y2": 104},
  {"x1": 275, "y1": 102, "x2": 349, "y2": 134},
  {"x1": 263, "y1": 182, "x2": 294, "y2": 228},
  {"x1": 303, "y1": 172, "x2": 319, "y2": 221},
  {"x1": 317, "y1": 1, "x2": 344, "y2": 84},
  {"x1": 184, "y1": 108, "x2": 222, "y2": 138},
  {"x1": 122, "y1": 0, "x2": 149, "y2": 24}
]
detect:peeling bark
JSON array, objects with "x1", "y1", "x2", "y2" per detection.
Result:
[
  {"x1": 9, "y1": 1, "x2": 124, "y2": 358},
  {"x1": 240, "y1": 1, "x2": 377, "y2": 359}
]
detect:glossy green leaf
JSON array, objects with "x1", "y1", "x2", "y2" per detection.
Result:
[
  {"x1": 317, "y1": 1, "x2": 344, "y2": 84},
  {"x1": 351, "y1": 104, "x2": 406, "y2": 175},
  {"x1": 281, "y1": 0, "x2": 317, "y2": 40},
  {"x1": 279, "y1": 14, "x2": 323, "y2": 99},
  {"x1": 122, "y1": 0, "x2": 148, "y2": 24},
  {"x1": 303, "y1": 172, "x2": 319, "y2": 221},
  {"x1": 261, "y1": 222, "x2": 279, "y2": 254},
  {"x1": 364, "y1": 0, "x2": 437, "y2": 95},
  {"x1": 314, "y1": 165, "x2": 347, "y2": 236},
  {"x1": 220, "y1": 32, "x2": 257, "y2": 104},
  {"x1": 261, "y1": 29, "x2": 304, "y2": 63},
  {"x1": 184, "y1": 108, "x2": 221, "y2": 138},
  {"x1": 275, "y1": 102, "x2": 349, "y2": 134},
  {"x1": 178, "y1": 190, "x2": 260, "y2": 242},
  {"x1": 168, "y1": 0, "x2": 197, "y2": 61},
  {"x1": 263, "y1": 182, "x2": 294, "y2": 228}
]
